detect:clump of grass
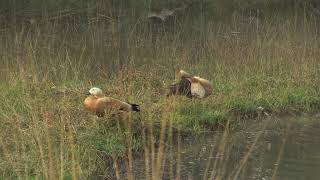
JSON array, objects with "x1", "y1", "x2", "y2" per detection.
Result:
[{"x1": 175, "y1": 102, "x2": 227, "y2": 132}]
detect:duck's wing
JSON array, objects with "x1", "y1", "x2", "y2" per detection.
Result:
[
  {"x1": 167, "y1": 78, "x2": 192, "y2": 98},
  {"x1": 179, "y1": 78, "x2": 192, "y2": 98},
  {"x1": 111, "y1": 98, "x2": 132, "y2": 112},
  {"x1": 97, "y1": 97, "x2": 132, "y2": 112},
  {"x1": 191, "y1": 82, "x2": 206, "y2": 98},
  {"x1": 191, "y1": 77, "x2": 213, "y2": 97}
]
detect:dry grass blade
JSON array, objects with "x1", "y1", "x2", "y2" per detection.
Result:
[
  {"x1": 112, "y1": 153, "x2": 121, "y2": 180},
  {"x1": 175, "y1": 129, "x2": 181, "y2": 180},
  {"x1": 125, "y1": 114, "x2": 134, "y2": 180},
  {"x1": 142, "y1": 124, "x2": 151, "y2": 180},
  {"x1": 271, "y1": 123, "x2": 291, "y2": 180},
  {"x1": 229, "y1": 117, "x2": 270, "y2": 180},
  {"x1": 209, "y1": 119, "x2": 230, "y2": 180},
  {"x1": 155, "y1": 116, "x2": 168, "y2": 179}
]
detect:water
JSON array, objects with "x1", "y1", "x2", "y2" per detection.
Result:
[{"x1": 123, "y1": 115, "x2": 320, "y2": 180}]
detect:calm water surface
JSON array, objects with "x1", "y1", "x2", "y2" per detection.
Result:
[{"x1": 128, "y1": 115, "x2": 320, "y2": 180}]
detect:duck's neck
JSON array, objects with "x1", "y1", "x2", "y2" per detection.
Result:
[{"x1": 94, "y1": 95, "x2": 104, "y2": 98}]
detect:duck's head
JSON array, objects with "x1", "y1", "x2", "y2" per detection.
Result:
[
  {"x1": 88, "y1": 87, "x2": 104, "y2": 97},
  {"x1": 179, "y1": 70, "x2": 191, "y2": 79}
]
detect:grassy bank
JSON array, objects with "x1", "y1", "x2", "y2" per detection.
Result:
[{"x1": 1, "y1": 4, "x2": 320, "y2": 178}]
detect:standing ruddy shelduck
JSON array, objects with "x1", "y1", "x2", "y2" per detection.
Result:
[
  {"x1": 167, "y1": 70, "x2": 213, "y2": 98},
  {"x1": 84, "y1": 87, "x2": 140, "y2": 117}
]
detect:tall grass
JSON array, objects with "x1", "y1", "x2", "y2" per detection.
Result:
[{"x1": 1, "y1": 1, "x2": 320, "y2": 179}]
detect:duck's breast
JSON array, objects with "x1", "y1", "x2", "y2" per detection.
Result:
[{"x1": 84, "y1": 97, "x2": 98, "y2": 111}]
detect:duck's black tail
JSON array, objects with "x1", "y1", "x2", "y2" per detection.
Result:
[{"x1": 130, "y1": 103, "x2": 141, "y2": 112}]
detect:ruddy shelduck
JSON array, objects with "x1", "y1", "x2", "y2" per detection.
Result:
[
  {"x1": 84, "y1": 87, "x2": 140, "y2": 117},
  {"x1": 167, "y1": 70, "x2": 213, "y2": 98}
]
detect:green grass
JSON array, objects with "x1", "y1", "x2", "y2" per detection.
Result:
[{"x1": 1, "y1": 3, "x2": 320, "y2": 178}]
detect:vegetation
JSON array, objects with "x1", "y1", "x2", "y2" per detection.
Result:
[{"x1": 0, "y1": 0, "x2": 320, "y2": 179}]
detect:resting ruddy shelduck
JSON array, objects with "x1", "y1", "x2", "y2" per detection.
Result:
[
  {"x1": 167, "y1": 70, "x2": 213, "y2": 98},
  {"x1": 84, "y1": 87, "x2": 140, "y2": 117}
]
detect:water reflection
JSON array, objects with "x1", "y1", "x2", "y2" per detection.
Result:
[{"x1": 124, "y1": 115, "x2": 320, "y2": 180}]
